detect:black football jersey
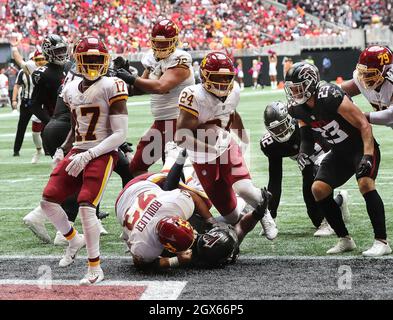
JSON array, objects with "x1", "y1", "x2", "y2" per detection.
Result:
[
  {"x1": 31, "y1": 63, "x2": 65, "y2": 124},
  {"x1": 260, "y1": 124, "x2": 329, "y2": 162},
  {"x1": 289, "y1": 82, "x2": 363, "y2": 150}
]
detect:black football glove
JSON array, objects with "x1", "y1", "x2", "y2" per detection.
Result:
[
  {"x1": 116, "y1": 68, "x2": 137, "y2": 85},
  {"x1": 297, "y1": 152, "x2": 311, "y2": 171},
  {"x1": 357, "y1": 154, "x2": 374, "y2": 178},
  {"x1": 119, "y1": 142, "x2": 133, "y2": 154}
]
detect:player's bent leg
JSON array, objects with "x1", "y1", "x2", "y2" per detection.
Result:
[
  {"x1": 23, "y1": 205, "x2": 51, "y2": 243},
  {"x1": 31, "y1": 119, "x2": 44, "y2": 164},
  {"x1": 78, "y1": 203, "x2": 104, "y2": 285},
  {"x1": 312, "y1": 181, "x2": 355, "y2": 254},
  {"x1": 233, "y1": 180, "x2": 277, "y2": 240},
  {"x1": 357, "y1": 177, "x2": 391, "y2": 256},
  {"x1": 40, "y1": 199, "x2": 85, "y2": 267}
]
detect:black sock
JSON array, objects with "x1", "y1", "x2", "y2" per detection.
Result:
[
  {"x1": 316, "y1": 195, "x2": 349, "y2": 237},
  {"x1": 363, "y1": 190, "x2": 386, "y2": 240},
  {"x1": 334, "y1": 194, "x2": 343, "y2": 207}
]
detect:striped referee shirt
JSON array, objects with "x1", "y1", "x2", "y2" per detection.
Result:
[{"x1": 16, "y1": 69, "x2": 33, "y2": 100}]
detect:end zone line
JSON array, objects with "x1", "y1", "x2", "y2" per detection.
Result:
[{"x1": 0, "y1": 279, "x2": 187, "y2": 300}]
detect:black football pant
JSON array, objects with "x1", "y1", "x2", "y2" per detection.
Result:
[{"x1": 13, "y1": 99, "x2": 33, "y2": 154}]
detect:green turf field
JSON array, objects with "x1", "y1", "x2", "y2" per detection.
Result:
[{"x1": 1, "y1": 87, "x2": 392, "y2": 257}]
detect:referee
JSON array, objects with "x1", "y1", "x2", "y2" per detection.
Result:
[{"x1": 12, "y1": 51, "x2": 47, "y2": 157}]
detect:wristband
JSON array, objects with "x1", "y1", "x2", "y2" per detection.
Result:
[
  {"x1": 11, "y1": 46, "x2": 18, "y2": 52},
  {"x1": 168, "y1": 257, "x2": 179, "y2": 267}
]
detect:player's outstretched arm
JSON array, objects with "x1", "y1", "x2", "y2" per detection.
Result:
[
  {"x1": 230, "y1": 111, "x2": 249, "y2": 145},
  {"x1": 341, "y1": 79, "x2": 361, "y2": 97},
  {"x1": 128, "y1": 67, "x2": 190, "y2": 94},
  {"x1": 365, "y1": 106, "x2": 393, "y2": 127},
  {"x1": 133, "y1": 250, "x2": 193, "y2": 270}
]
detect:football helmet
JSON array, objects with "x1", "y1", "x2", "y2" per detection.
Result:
[
  {"x1": 156, "y1": 216, "x2": 195, "y2": 253},
  {"x1": 264, "y1": 101, "x2": 296, "y2": 143},
  {"x1": 74, "y1": 36, "x2": 110, "y2": 81},
  {"x1": 200, "y1": 52, "x2": 235, "y2": 97},
  {"x1": 150, "y1": 19, "x2": 179, "y2": 60},
  {"x1": 356, "y1": 45, "x2": 393, "y2": 90},
  {"x1": 196, "y1": 225, "x2": 239, "y2": 267},
  {"x1": 41, "y1": 34, "x2": 69, "y2": 66},
  {"x1": 32, "y1": 50, "x2": 47, "y2": 67},
  {"x1": 284, "y1": 62, "x2": 320, "y2": 105}
]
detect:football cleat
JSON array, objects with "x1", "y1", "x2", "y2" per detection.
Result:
[
  {"x1": 260, "y1": 210, "x2": 278, "y2": 240},
  {"x1": 59, "y1": 234, "x2": 85, "y2": 267},
  {"x1": 31, "y1": 149, "x2": 45, "y2": 164},
  {"x1": 54, "y1": 230, "x2": 69, "y2": 246},
  {"x1": 23, "y1": 207, "x2": 51, "y2": 243},
  {"x1": 326, "y1": 237, "x2": 356, "y2": 254},
  {"x1": 80, "y1": 266, "x2": 104, "y2": 286},
  {"x1": 313, "y1": 219, "x2": 335, "y2": 237},
  {"x1": 338, "y1": 190, "x2": 350, "y2": 223},
  {"x1": 362, "y1": 240, "x2": 392, "y2": 257},
  {"x1": 97, "y1": 219, "x2": 108, "y2": 235}
]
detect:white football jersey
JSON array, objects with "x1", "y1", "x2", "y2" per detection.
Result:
[
  {"x1": 141, "y1": 49, "x2": 194, "y2": 120},
  {"x1": 353, "y1": 70, "x2": 393, "y2": 110},
  {"x1": 178, "y1": 82, "x2": 241, "y2": 163},
  {"x1": 62, "y1": 76, "x2": 128, "y2": 150},
  {"x1": 116, "y1": 180, "x2": 195, "y2": 263}
]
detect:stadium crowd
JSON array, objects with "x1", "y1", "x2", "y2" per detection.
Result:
[
  {"x1": 1, "y1": 0, "x2": 358, "y2": 54},
  {"x1": 280, "y1": 0, "x2": 392, "y2": 28}
]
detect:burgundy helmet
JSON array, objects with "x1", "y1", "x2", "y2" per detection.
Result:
[
  {"x1": 156, "y1": 216, "x2": 195, "y2": 253},
  {"x1": 74, "y1": 36, "x2": 110, "y2": 81},
  {"x1": 200, "y1": 51, "x2": 235, "y2": 97},
  {"x1": 356, "y1": 45, "x2": 393, "y2": 90},
  {"x1": 150, "y1": 19, "x2": 179, "y2": 59}
]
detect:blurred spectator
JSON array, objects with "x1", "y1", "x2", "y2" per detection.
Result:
[
  {"x1": 322, "y1": 56, "x2": 332, "y2": 76},
  {"x1": 0, "y1": 68, "x2": 10, "y2": 108},
  {"x1": 235, "y1": 58, "x2": 244, "y2": 91}
]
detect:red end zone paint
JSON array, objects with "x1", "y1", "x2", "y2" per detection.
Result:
[{"x1": 0, "y1": 284, "x2": 147, "y2": 300}]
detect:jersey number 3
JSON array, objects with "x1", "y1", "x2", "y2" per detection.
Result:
[{"x1": 72, "y1": 106, "x2": 100, "y2": 142}]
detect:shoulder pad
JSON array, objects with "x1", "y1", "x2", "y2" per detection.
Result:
[{"x1": 32, "y1": 68, "x2": 46, "y2": 85}]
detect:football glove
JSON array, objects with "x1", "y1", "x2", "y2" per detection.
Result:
[
  {"x1": 65, "y1": 150, "x2": 94, "y2": 177},
  {"x1": 357, "y1": 154, "x2": 374, "y2": 178},
  {"x1": 297, "y1": 152, "x2": 311, "y2": 171},
  {"x1": 116, "y1": 68, "x2": 137, "y2": 85},
  {"x1": 52, "y1": 147, "x2": 64, "y2": 166}
]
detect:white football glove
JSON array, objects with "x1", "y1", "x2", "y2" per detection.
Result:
[
  {"x1": 65, "y1": 150, "x2": 94, "y2": 177},
  {"x1": 52, "y1": 148, "x2": 65, "y2": 166}
]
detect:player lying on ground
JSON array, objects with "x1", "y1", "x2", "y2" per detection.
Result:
[
  {"x1": 116, "y1": 145, "x2": 272, "y2": 270},
  {"x1": 261, "y1": 101, "x2": 349, "y2": 237},
  {"x1": 286, "y1": 62, "x2": 390, "y2": 256}
]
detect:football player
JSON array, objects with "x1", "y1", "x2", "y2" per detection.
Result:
[
  {"x1": 175, "y1": 51, "x2": 277, "y2": 240},
  {"x1": 116, "y1": 19, "x2": 195, "y2": 177},
  {"x1": 285, "y1": 62, "x2": 390, "y2": 256},
  {"x1": 115, "y1": 169, "x2": 216, "y2": 269},
  {"x1": 261, "y1": 101, "x2": 349, "y2": 237},
  {"x1": 341, "y1": 46, "x2": 393, "y2": 127},
  {"x1": 38, "y1": 36, "x2": 129, "y2": 285}
]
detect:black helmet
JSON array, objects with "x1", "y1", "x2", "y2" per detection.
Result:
[
  {"x1": 264, "y1": 101, "x2": 296, "y2": 142},
  {"x1": 196, "y1": 225, "x2": 239, "y2": 267},
  {"x1": 41, "y1": 34, "x2": 69, "y2": 66},
  {"x1": 284, "y1": 62, "x2": 320, "y2": 105}
]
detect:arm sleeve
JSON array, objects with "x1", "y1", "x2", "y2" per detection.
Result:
[
  {"x1": 30, "y1": 71, "x2": 51, "y2": 124},
  {"x1": 89, "y1": 114, "x2": 128, "y2": 158},
  {"x1": 369, "y1": 106, "x2": 393, "y2": 127},
  {"x1": 299, "y1": 125, "x2": 315, "y2": 155},
  {"x1": 267, "y1": 156, "x2": 283, "y2": 218}
]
